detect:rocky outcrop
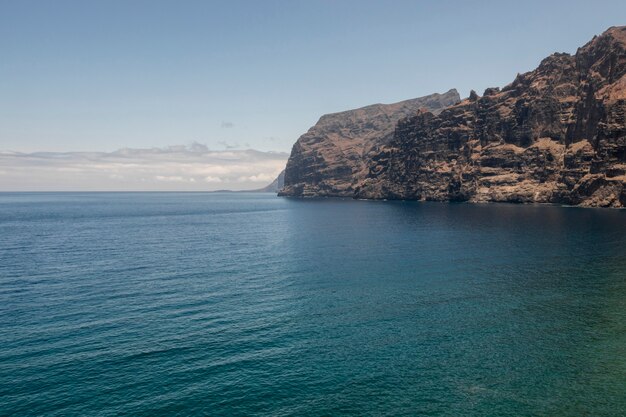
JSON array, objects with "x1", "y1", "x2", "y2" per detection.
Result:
[
  {"x1": 278, "y1": 90, "x2": 461, "y2": 197},
  {"x1": 354, "y1": 26, "x2": 626, "y2": 207}
]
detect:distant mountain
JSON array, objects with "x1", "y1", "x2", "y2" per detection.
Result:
[
  {"x1": 212, "y1": 169, "x2": 285, "y2": 193},
  {"x1": 278, "y1": 90, "x2": 460, "y2": 197},
  {"x1": 256, "y1": 170, "x2": 285, "y2": 192}
]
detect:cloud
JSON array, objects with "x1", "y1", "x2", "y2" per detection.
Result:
[
  {"x1": 220, "y1": 121, "x2": 234, "y2": 128},
  {"x1": 0, "y1": 143, "x2": 288, "y2": 191},
  {"x1": 217, "y1": 140, "x2": 239, "y2": 149}
]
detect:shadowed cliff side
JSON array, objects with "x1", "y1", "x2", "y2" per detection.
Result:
[
  {"x1": 278, "y1": 90, "x2": 461, "y2": 197},
  {"x1": 352, "y1": 26, "x2": 626, "y2": 207}
]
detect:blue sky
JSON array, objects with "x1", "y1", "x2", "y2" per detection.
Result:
[{"x1": 1, "y1": 0, "x2": 625, "y2": 156}]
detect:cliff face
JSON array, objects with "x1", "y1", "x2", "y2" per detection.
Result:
[
  {"x1": 355, "y1": 26, "x2": 626, "y2": 207},
  {"x1": 278, "y1": 90, "x2": 461, "y2": 197}
]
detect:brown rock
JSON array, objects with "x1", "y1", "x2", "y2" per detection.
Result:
[
  {"x1": 278, "y1": 90, "x2": 461, "y2": 197},
  {"x1": 355, "y1": 26, "x2": 626, "y2": 207}
]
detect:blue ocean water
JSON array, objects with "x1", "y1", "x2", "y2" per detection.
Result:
[{"x1": 0, "y1": 192, "x2": 625, "y2": 416}]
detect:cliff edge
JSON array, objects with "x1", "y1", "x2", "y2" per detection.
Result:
[{"x1": 278, "y1": 90, "x2": 461, "y2": 197}]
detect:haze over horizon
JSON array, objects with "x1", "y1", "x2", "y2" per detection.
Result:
[
  {"x1": 0, "y1": 145, "x2": 288, "y2": 191},
  {"x1": 2, "y1": 0, "x2": 626, "y2": 190}
]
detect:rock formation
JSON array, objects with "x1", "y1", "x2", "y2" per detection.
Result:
[
  {"x1": 355, "y1": 26, "x2": 626, "y2": 207},
  {"x1": 278, "y1": 90, "x2": 461, "y2": 197},
  {"x1": 281, "y1": 26, "x2": 626, "y2": 207}
]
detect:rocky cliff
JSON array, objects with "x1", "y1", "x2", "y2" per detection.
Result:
[
  {"x1": 350, "y1": 26, "x2": 626, "y2": 208},
  {"x1": 278, "y1": 90, "x2": 461, "y2": 197}
]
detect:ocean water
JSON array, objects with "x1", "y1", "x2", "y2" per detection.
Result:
[{"x1": 1, "y1": 193, "x2": 625, "y2": 417}]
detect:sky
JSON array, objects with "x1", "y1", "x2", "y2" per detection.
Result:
[{"x1": 1, "y1": 0, "x2": 625, "y2": 190}]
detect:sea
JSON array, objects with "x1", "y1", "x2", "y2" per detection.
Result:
[{"x1": 1, "y1": 192, "x2": 625, "y2": 416}]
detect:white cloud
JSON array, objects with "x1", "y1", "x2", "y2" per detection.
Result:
[
  {"x1": 0, "y1": 143, "x2": 288, "y2": 191},
  {"x1": 155, "y1": 175, "x2": 188, "y2": 182}
]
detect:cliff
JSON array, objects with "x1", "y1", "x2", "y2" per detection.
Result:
[
  {"x1": 278, "y1": 90, "x2": 461, "y2": 197},
  {"x1": 355, "y1": 27, "x2": 626, "y2": 207},
  {"x1": 289, "y1": 26, "x2": 626, "y2": 207}
]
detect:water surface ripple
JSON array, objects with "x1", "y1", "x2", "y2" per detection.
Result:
[{"x1": 1, "y1": 193, "x2": 625, "y2": 416}]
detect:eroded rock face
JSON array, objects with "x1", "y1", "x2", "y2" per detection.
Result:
[
  {"x1": 278, "y1": 90, "x2": 461, "y2": 197},
  {"x1": 355, "y1": 26, "x2": 626, "y2": 207}
]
